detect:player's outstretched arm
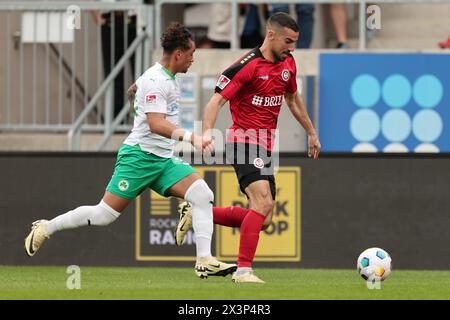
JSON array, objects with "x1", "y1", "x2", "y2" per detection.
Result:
[
  {"x1": 202, "y1": 93, "x2": 227, "y2": 155},
  {"x1": 284, "y1": 91, "x2": 321, "y2": 159},
  {"x1": 146, "y1": 112, "x2": 205, "y2": 151},
  {"x1": 202, "y1": 93, "x2": 228, "y2": 134}
]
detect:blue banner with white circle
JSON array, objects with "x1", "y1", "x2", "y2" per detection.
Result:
[{"x1": 319, "y1": 53, "x2": 449, "y2": 152}]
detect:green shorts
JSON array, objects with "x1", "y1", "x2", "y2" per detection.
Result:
[{"x1": 106, "y1": 144, "x2": 197, "y2": 199}]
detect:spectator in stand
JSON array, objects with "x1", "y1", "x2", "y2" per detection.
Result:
[
  {"x1": 207, "y1": 3, "x2": 232, "y2": 48},
  {"x1": 240, "y1": 4, "x2": 265, "y2": 48},
  {"x1": 330, "y1": 3, "x2": 349, "y2": 49},
  {"x1": 91, "y1": 0, "x2": 137, "y2": 117}
]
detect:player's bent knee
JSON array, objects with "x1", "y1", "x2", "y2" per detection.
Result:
[
  {"x1": 247, "y1": 184, "x2": 273, "y2": 215},
  {"x1": 261, "y1": 197, "x2": 274, "y2": 216},
  {"x1": 89, "y1": 200, "x2": 121, "y2": 226}
]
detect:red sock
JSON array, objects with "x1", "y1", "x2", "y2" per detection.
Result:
[
  {"x1": 213, "y1": 206, "x2": 249, "y2": 228},
  {"x1": 237, "y1": 210, "x2": 265, "y2": 268}
]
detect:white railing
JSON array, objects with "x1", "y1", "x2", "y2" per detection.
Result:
[{"x1": 0, "y1": 1, "x2": 154, "y2": 150}]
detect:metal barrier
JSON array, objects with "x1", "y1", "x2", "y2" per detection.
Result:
[{"x1": 0, "y1": 1, "x2": 154, "y2": 150}]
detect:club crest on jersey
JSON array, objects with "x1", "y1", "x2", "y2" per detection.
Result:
[
  {"x1": 281, "y1": 69, "x2": 290, "y2": 81},
  {"x1": 253, "y1": 158, "x2": 265, "y2": 169},
  {"x1": 216, "y1": 75, "x2": 231, "y2": 90},
  {"x1": 145, "y1": 94, "x2": 156, "y2": 104}
]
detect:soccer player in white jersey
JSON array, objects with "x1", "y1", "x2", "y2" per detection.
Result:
[{"x1": 24, "y1": 22, "x2": 236, "y2": 279}]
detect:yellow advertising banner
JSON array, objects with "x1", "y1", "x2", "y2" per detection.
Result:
[
  {"x1": 216, "y1": 167, "x2": 301, "y2": 262},
  {"x1": 135, "y1": 166, "x2": 301, "y2": 262}
]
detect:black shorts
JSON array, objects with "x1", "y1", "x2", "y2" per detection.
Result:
[{"x1": 225, "y1": 143, "x2": 276, "y2": 200}]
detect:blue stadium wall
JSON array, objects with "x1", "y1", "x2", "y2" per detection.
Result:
[{"x1": 319, "y1": 53, "x2": 450, "y2": 153}]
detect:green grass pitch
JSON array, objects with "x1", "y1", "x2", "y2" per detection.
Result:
[{"x1": 1, "y1": 266, "x2": 450, "y2": 300}]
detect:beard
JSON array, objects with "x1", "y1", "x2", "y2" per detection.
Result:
[
  {"x1": 181, "y1": 63, "x2": 192, "y2": 73},
  {"x1": 274, "y1": 50, "x2": 290, "y2": 62}
]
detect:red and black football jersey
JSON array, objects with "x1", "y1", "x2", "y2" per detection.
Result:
[{"x1": 215, "y1": 47, "x2": 298, "y2": 151}]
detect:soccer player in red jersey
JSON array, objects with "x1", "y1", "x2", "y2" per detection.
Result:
[{"x1": 176, "y1": 12, "x2": 321, "y2": 283}]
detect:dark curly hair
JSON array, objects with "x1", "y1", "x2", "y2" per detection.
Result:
[{"x1": 161, "y1": 22, "x2": 194, "y2": 53}]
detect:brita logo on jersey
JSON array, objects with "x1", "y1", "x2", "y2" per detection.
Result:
[{"x1": 252, "y1": 95, "x2": 283, "y2": 107}]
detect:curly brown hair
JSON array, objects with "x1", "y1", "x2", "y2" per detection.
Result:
[{"x1": 161, "y1": 22, "x2": 194, "y2": 53}]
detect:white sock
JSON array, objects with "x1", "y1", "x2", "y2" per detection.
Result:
[
  {"x1": 47, "y1": 200, "x2": 120, "y2": 235},
  {"x1": 184, "y1": 179, "x2": 213, "y2": 258}
]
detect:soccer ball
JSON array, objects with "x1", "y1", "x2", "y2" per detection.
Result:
[{"x1": 357, "y1": 248, "x2": 392, "y2": 282}]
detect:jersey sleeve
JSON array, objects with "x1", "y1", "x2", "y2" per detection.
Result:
[
  {"x1": 140, "y1": 79, "x2": 168, "y2": 114},
  {"x1": 215, "y1": 62, "x2": 254, "y2": 100},
  {"x1": 286, "y1": 58, "x2": 298, "y2": 94}
]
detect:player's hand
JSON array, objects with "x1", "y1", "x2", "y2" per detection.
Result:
[
  {"x1": 202, "y1": 134, "x2": 215, "y2": 156},
  {"x1": 308, "y1": 133, "x2": 321, "y2": 160}
]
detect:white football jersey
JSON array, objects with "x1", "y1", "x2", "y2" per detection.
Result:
[{"x1": 124, "y1": 62, "x2": 181, "y2": 158}]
